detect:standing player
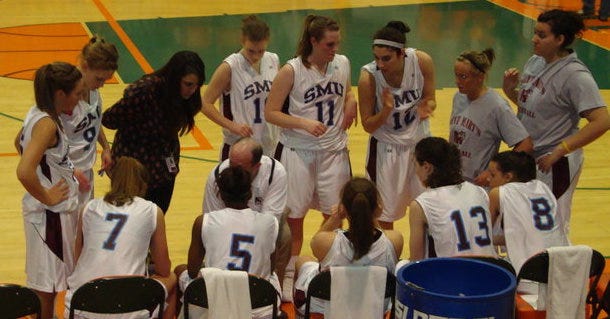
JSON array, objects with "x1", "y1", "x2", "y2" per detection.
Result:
[
  {"x1": 487, "y1": 151, "x2": 568, "y2": 273},
  {"x1": 175, "y1": 166, "x2": 279, "y2": 318},
  {"x1": 65, "y1": 157, "x2": 176, "y2": 319},
  {"x1": 450, "y1": 48, "x2": 532, "y2": 186},
  {"x1": 63, "y1": 36, "x2": 117, "y2": 206},
  {"x1": 264, "y1": 15, "x2": 357, "y2": 300},
  {"x1": 358, "y1": 21, "x2": 436, "y2": 230},
  {"x1": 202, "y1": 15, "x2": 280, "y2": 159},
  {"x1": 409, "y1": 137, "x2": 496, "y2": 261},
  {"x1": 16, "y1": 62, "x2": 84, "y2": 319},
  {"x1": 503, "y1": 10, "x2": 609, "y2": 236}
]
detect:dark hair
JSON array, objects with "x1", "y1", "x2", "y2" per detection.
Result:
[
  {"x1": 152, "y1": 50, "x2": 206, "y2": 136},
  {"x1": 105, "y1": 157, "x2": 149, "y2": 206},
  {"x1": 414, "y1": 137, "x2": 463, "y2": 188},
  {"x1": 296, "y1": 15, "x2": 339, "y2": 68},
  {"x1": 490, "y1": 151, "x2": 536, "y2": 182},
  {"x1": 457, "y1": 48, "x2": 495, "y2": 74},
  {"x1": 34, "y1": 62, "x2": 82, "y2": 128},
  {"x1": 217, "y1": 166, "x2": 252, "y2": 207},
  {"x1": 538, "y1": 10, "x2": 584, "y2": 49},
  {"x1": 341, "y1": 177, "x2": 380, "y2": 261},
  {"x1": 372, "y1": 20, "x2": 410, "y2": 53},
  {"x1": 241, "y1": 15, "x2": 270, "y2": 42},
  {"x1": 81, "y1": 36, "x2": 119, "y2": 71}
]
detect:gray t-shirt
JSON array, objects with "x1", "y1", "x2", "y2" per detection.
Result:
[
  {"x1": 517, "y1": 53, "x2": 605, "y2": 157},
  {"x1": 450, "y1": 89, "x2": 529, "y2": 181}
]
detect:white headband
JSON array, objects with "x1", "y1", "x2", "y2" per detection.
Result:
[{"x1": 373, "y1": 39, "x2": 404, "y2": 49}]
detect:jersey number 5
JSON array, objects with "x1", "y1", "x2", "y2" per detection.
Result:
[{"x1": 228, "y1": 234, "x2": 255, "y2": 272}]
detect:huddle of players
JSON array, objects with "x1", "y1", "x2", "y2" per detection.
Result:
[{"x1": 17, "y1": 9, "x2": 608, "y2": 319}]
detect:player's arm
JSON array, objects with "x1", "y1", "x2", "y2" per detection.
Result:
[
  {"x1": 341, "y1": 73, "x2": 357, "y2": 130},
  {"x1": 408, "y1": 200, "x2": 427, "y2": 261},
  {"x1": 150, "y1": 207, "x2": 171, "y2": 277},
  {"x1": 513, "y1": 136, "x2": 533, "y2": 154},
  {"x1": 201, "y1": 63, "x2": 253, "y2": 137},
  {"x1": 97, "y1": 128, "x2": 113, "y2": 172},
  {"x1": 488, "y1": 187, "x2": 505, "y2": 245},
  {"x1": 416, "y1": 50, "x2": 437, "y2": 119},
  {"x1": 539, "y1": 107, "x2": 610, "y2": 172},
  {"x1": 265, "y1": 64, "x2": 326, "y2": 137},
  {"x1": 311, "y1": 205, "x2": 344, "y2": 260},
  {"x1": 187, "y1": 215, "x2": 205, "y2": 279},
  {"x1": 358, "y1": 70, "x2": 392, "y2": 133},
  {"x1": 502, "y1": 68, "x2": 520, "y2": 105},
  {"x1": 383, "y1": 229, "x2": 404, "y2": 260},
  {"x1": 14, "y1": 127, "x2": 23, "y2": 155},
  {"x1": 74, "y1": 207, "x2": 85, "y2": 262},
  {"x1": 16, "y1": 118, "x2": 69, "y2": 206}
]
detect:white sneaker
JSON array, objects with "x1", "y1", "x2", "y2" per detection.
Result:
[{"x1": 281, "y1": 267, "x2": 294, "y2": 302}]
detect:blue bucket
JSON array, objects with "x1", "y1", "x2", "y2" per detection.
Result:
[{"x1": 395, "y1": 258, "x2": 516, "y2": 319}]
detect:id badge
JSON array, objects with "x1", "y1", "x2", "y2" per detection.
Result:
[{"x1": 165, "y1": 156, "x2": 178, "y2": 173}]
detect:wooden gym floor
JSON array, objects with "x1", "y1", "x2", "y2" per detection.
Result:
[{"x1": 1, "y1": 0, "x2": 609, "y2": 295}]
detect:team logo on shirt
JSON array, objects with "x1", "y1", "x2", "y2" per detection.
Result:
[
  {"x1": 244, "y1": 80, "x2": 273, "y2": 100},
  {"x1": 304, "y1": 82, "x2": 344, "y2": 103}
]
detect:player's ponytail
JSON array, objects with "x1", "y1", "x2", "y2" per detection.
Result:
[{"x1": 341, "y1": 177, "x2": 380, "y2": 260}]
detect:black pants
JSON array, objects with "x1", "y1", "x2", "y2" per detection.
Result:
[{"x1": 145, "y1": 178, "x2": 176, "y2": 214}]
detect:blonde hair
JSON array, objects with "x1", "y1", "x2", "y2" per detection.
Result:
[
  {"x1": 81, "y1": 35, "x2": 119, "y2": 71},
  {"x1": 104, "y1": 157, "x2": 149, "y2": 206}
]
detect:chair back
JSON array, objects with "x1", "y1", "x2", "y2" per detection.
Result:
[
  {"x1": 517, "y1": 249, "x2": 605, "y2": 319},
  {"x1": 69, "y1": 276, "x2": 165, "y2": 319},
  {"x1": 183, "y1": 274, "x2": 279, "y2": 319},
  {"x1": 303, "y1": 267, "x2": 396, "y2": 319},
  {"x1": 0, "y1": 283, "x2": 41, "y2": 318}
]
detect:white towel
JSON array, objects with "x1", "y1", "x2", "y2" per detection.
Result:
[
  {"x1": 546, "y1": 245, "x2": 592, "y2": 319},
  {"x1": 201, "y1": 268, "x2": 251, "y2": 319},
  {"x1": 328, "y1": 266, "x2": 387, "y2": 319}
]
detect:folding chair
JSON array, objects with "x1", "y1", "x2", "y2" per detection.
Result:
[
  {"x1": 517, "y1": 249, "x2": 605, "y2": 319},
  {"x1": 183, "y1": 274, "x2": 279, "y2": 319},
  {"x1": 591, "y1": 275, "x2": 610, "y2": 319},
  {"x1": 461, "y1": 255, "x2": 517, "y2": 276},
  {"x1": 69, "y1": 276, "x2": 165, "y2": 319},
  {"x1": 303, "y1": 267, "x2": 396, "y2": 319},
  {"x1": 0, "y1": 283, "x2": 41, "y2": 318}
]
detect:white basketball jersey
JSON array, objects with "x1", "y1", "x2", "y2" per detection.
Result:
[
  {"x1": 67, "y1": 197, "x2": 157, "y2": 290},
  {"x1": 361, "y1": 48, "x2": 429, "y2": 146},
  {"x1": 320, "y1": 229, "x2": 398, "y2": 273},
  {"x1": 221, "y1": 52, "x2": 280, "y2": 150},
  {"x1": 280, "y1": 55, "x2": 350, "y2": 151},
  {"x1": 60, "y1": 90, "x2": 102, "y2": 170},
  {"x1": 500, "y1": 180, "x2": 568, "y2": 272},
  {"x1": 202, "y1": 208, "x2": 279, "y2": 280},
  {"x1": 415, "y1": 182, "x2": 496, "y2": 258},
  {"x1": 20, "y1": 107, "x2": 79, "y2": 214}
]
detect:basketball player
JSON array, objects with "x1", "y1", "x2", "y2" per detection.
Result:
[
  {"x1": 358, "y1": 20, "x2": 436, "y2": 230},
  {"x1": 293, "y1": 177, "x2": 402, "y2": 316},
  {"x1": 450, "y1": 48, "x2": 532, "y2": 186},
  {"x1": 487, "y1": 151, "x2": 568, "y2": 273},
  {"x1": 202, "y1": 15, "x2": 280, "y2": 160},
  {"x1": 175, "y1": 166, "x2": 279, "y2": 318},
  {"x1": 409, "y1": 137, "x2": 496, "y2": 261},
  {"x1": 264, "y1": 15, "x2": 357, "y2": 301},
  {"x1": 503, "y1": 10, "x2": 609, "y2": 236},
  {"x1": 65, "y1": 157, "x2": 176, "y2": 319},
  {"x1": 16, "y1": 62, "x2": 84, "y2": 319}
]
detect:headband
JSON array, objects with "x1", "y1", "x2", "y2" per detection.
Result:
[
  {"x1": 459, "y1": 54, "x2": 486, "y2": 74},
  {"x1": 373, "y1": 39, "x2": 404, "y2": 49}
]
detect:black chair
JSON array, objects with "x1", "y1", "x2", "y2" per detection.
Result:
[
  {"x1": 517, "y1": 249, "x2": 605, "y2": 319},
  {"x1": 304, "y1": 266, "x2": 396, "y2": 319},
  {"x1": 461, "y1": 255, "x2": 517, "y2": 276},
  {"x1": 183, "y1": 274, "x2": 279, "y2": 319},
  {"x1": 69, "y1": 276, "x2": 165, "y2": 319},
  {"x1": 0, "y1": 283, "x2": 41, "y2": 318},
  {"x1": 591, "y1": 276, "x2": 610, "y2": 319}
]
